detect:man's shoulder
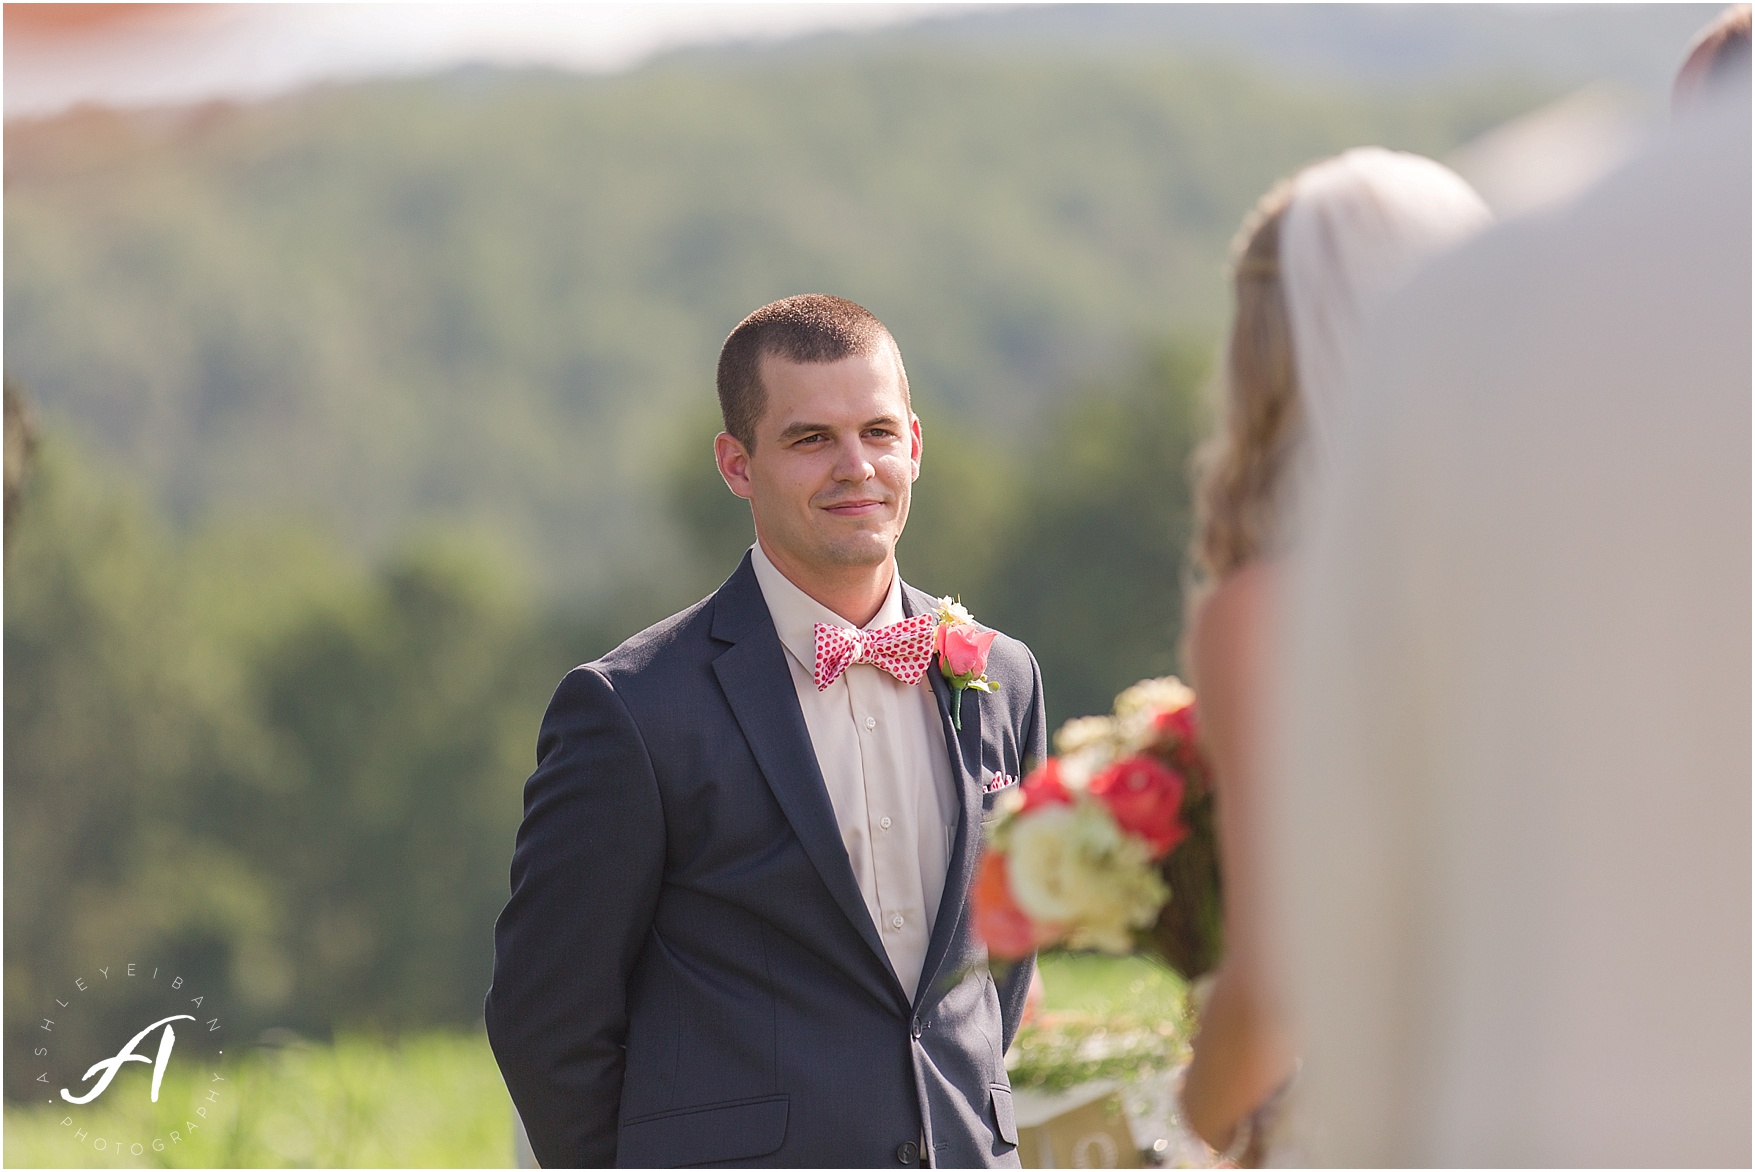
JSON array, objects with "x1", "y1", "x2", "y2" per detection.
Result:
[
  {"x1": 588, "y1": 593, "x2": 718, "y2": 684},
  {"x1": 543, "y1": 593, "x2": 723, "y2": 735},
  {"x1": 555, "y1": 554, "x2": 768, "y2": 720},
  {"x1": 984, "y1": 628, "x2": 1041, "y2": 733},
  {"x1": 982, "y1": 627, "x2": 1038, "y2": 688}
]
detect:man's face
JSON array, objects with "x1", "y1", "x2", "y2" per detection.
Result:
[{"x1": 716, "y1": 346, "x2": 921, "y2": 575}]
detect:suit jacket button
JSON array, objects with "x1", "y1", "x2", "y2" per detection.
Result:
[
  {"x1": 911, "y1": 1020, "x2": 923, "y2": 1039},
  {"x1": 896, "y1": 1141, "x2": 919, "y2": 1164}
]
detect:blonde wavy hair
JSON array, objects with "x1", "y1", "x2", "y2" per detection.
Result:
[
  {"x1": 1191, "y1": 180, "x2": 1299, "y2": 585},
  {"x1": 1190, "y1": 150, "x2": 1491, "y2": 590}
]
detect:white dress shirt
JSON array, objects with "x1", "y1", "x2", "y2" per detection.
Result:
[{"x1": 750, "y1": 541, "x2": 961, "y2": 1003}]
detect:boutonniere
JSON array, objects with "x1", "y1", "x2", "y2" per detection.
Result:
[{"x1": 932, "y1": 596, "x2": 999, "y2": 731}]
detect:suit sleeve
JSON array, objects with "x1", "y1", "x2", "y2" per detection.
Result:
[
  {"x1": 486, "y1": 665, "x2": 665, "y2": 1168},
  {"x1": 994, "y1": 645, "x2": 1048, "y2": 1052}
]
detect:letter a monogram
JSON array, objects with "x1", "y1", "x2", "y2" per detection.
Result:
[{"x1": 61, "y1": 1015, "x2": 194, "y2": 1105}]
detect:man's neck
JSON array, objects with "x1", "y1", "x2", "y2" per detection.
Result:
[{"x1": 756, "y1": 537, "x2": 895, "y2": 628}]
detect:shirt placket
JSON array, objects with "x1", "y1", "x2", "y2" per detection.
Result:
[{"x1": 849, "y1": 669, "x2": 924, "y2": 994}]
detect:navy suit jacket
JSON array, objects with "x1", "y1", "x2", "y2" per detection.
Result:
[{"x1": 486, "y1": 554, "x2": 1045, "y2": 1168}]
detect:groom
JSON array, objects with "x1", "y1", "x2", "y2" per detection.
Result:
[{"x1": 486, "y1": 294, "x2": 1044, "y2": 1167}]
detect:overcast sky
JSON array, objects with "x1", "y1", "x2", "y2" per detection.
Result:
[{"x1": 3, "y1": 3, "x2": 952, "y2": 119}]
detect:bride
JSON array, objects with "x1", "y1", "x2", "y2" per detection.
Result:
[{"x1": 1175, "y1": 147, "x2": 1491, "y2": 1164}]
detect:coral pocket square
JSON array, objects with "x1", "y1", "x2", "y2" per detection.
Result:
[{"x1": 982, "y1": 772, "x2": 1020, "y2": 794}]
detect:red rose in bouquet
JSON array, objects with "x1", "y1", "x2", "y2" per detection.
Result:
[
  {"x1": 1151, "y1": 700, "x2": 1203, "y2": 776},
  {"x1": 1018, "y1": 758, "x2": 1072, "y2": 813},
  {"x1": 1089, "y1": 754, "x2": 1189, "y2": 859}
]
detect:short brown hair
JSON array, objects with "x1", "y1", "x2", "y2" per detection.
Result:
[{"x1": 716, "y1": 294, "x2": 905, "y2": 448}]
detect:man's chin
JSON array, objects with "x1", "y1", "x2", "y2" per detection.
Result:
[{"x1": 814, "y1": 532, "x2": 897, "y2": 569}]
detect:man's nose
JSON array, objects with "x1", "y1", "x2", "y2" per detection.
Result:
[{"x1": 830, "y1": 435, "x2": 875, "y2": 482}]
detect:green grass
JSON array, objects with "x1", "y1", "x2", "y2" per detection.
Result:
[
  {"x1": 5, "y1": 957, "x2": 1183, "y2": 1166},
  {"x1": 1010, "y1": 953, "x2": 1195, "y2": 1093},
  {"x1": 1035, "y1": 952, "x2": 1188, "y2": 1020},
  {"x1": 4, "y1": 1032, "x2": 514, "y2": 1168}
]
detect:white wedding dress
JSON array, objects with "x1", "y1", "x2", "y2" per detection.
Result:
[{"x1": 1269, "y1": 86, "x2": 1749, "y2": 1166}]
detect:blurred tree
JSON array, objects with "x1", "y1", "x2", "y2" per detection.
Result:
[
  {"x1": 977, "y1": 342, "x2": 1213, "y2": 730},
  {"x1": 891, "y1": 410, "x2": 1017, "y2": 604},
  {"x1": 4, "y1": 440, "x2": 550, "y2": 1098},
  {"x1": 4, "y1": 378, "x2": 38, "y2": 549},
  {"x1": 665, "y1": 403, "x2": 755, "y2": 592},
  {"x1": 230, "y1": 534, "x2": 541, "y2": 1033},
  {"x1": 3, "y1": 439, "x2": 271, "y2": 1098}
]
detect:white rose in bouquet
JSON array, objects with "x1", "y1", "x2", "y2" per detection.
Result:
[{"x1": 1005, "y1": 801, "x2": 1166, "y2": 954}]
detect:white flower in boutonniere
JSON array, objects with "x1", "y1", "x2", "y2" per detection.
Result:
[{"x1": 932, "y1": 595, "x2": 999, "y2": 731}]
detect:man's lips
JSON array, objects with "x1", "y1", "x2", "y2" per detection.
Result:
[{"x1": 820, "y1": 499, "x2": 888, "y2": 517}]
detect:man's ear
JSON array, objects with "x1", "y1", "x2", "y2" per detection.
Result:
[
  {"x1": 714, "y1": 431, "x2": 755, "y2": 500},
  {"x1": 909, "y1": 413, "x2": 923, "y2": 483}
]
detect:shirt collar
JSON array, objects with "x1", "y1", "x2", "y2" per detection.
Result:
[{"x1": 749, "y1": 541, "x2": 906, "y2": 674}]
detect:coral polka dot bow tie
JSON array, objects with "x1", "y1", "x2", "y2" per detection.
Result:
[{"x1": 813, "y1": 613, "x2": 939, "y2": 691}]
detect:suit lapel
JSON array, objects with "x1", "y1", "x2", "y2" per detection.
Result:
[
  {"x1": 711, "y1": 557, "x2": 907, "y2": 1010},
  {"x1": 904, "y1": 586, "x2": 986, "y2": 1008}
]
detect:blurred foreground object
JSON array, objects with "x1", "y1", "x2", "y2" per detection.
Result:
[
  {"x1": 1445, "y1": 2, "x2": 1751, "y2": 222},
  {"x1": 1012, "y1": 1083, "x2": 1142, "y2": 1169},
  {"x1": 1673, "y1": 3, "x2": 1751, "y2": 112},
  {"x1": 1274, "y1": 77, "x2": 1751, "y2": 1166},
  {"x1": 1178, "y1": 148, "x2": 1491, "y2": 1164},
  {"x1": 1445, "y1": 85, "x2": 1646, "y2": 220},
  {"x1": 973, "y1": 677, "x2": 1223, "y2": 980}
]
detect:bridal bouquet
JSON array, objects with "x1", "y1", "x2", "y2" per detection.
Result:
[{"x1": 972, "y1": 676, "x2": 1224, "y2": 980}]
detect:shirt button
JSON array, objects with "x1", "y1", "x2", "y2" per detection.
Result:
[
  {"x1": 880, "y1": 816, "x2": 892, "y2": 830},
  {"x1": 891, "y1": 913, "x2": 905, "y2": 929},
  {"x1": 864, "y1": 716, "x2": 877, "y2": 730}
]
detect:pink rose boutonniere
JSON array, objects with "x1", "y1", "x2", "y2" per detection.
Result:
[{"x1": 932, "y1": 596, "x2": 998, "y2": 730}]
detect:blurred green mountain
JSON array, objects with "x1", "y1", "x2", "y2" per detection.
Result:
[
  {"x1": 5, "y1": 49, "x2": 1551, "y2": 598},
  {"x1": 863, "y1": 4, "x2": 1719, "y2": 97}
]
